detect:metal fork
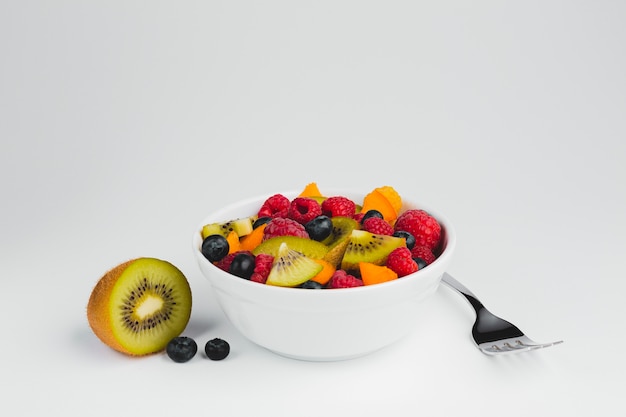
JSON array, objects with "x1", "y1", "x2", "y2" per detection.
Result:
[{"x1": 441, "y1": 273, "x2": 563, "y2": 355}]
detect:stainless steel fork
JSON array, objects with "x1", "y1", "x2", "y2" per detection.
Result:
[{"x1": 441, "y1": 273, "x2": 563, "y2": 355}]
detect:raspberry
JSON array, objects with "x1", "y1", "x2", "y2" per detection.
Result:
[
  {"x1": 321, "y1": 196, "x2": 356, "y2": 218},
  {"x1": 328, "y1": 270, "x2": 363, "y2": 288},
  {"x1": 250, "y1": 253, "x2": 274, "y2": 284},
  {"x1": 362, "y1": 217, "x2": 394, "y2": 235},
  {"x1": 386, "y1": 247, "x2": 418, "y2": 277},
  {"x1": 288, "y1": 197, "x2": 322, "y2": 225},
  {"x1": 410, "y1": 245, "x2": 436, "y2": 266},
  {"x1": 263, "y1": 217, "x2": 309, "y2": 240},
  {"x1": 215, "y1": 250, "x2": 254, "y2": 272},
  {"x1": 394, "y1": 209, "x2": 441, "y2": 251},
  {"x1": 352, "y1": 212, "x2": 365, "y2": 223},
  {"x1": 258, "y1": 194, "x2": 290, "y2": 218}
]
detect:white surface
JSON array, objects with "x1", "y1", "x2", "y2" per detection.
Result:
[{"x1": 1, "y1": 1, "x2": 624, "y2": 416}]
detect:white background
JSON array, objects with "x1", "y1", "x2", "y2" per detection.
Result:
[{"x1": 1, "y1": 1, "x2": 624, "y2": 416}]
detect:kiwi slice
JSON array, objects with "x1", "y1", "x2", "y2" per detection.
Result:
[
  {"x1": 340, "y1": 229, "x2": 406, "y2": 274},
  {"x1": 252, "y1": 236, "x2": 329, "y2": 259},
  {"x1": 266, "y1": 242, "x2": 323, "y2": 287},
  {"x1": 321, "y1": 216, "x2": 359, "y2": 267},
  {"x1": 201, "y1": 217, "x2": 254, "y2": 239},
  {"x1": 87, "y1": 258, "x2": 192, "y2": 356}
]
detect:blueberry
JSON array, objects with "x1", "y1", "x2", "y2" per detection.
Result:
[
  {"x1": 205, "y1": 338, "x2": 230, "y2": 360},
  {"x1": 201, "y1": 234, "x2": 229, "y2": 262},
  {"x1": 300, "y1": 280, "x2": 324, "y2": 289},
  {"x1": 253, "y1": 216, "x2": 272, "y2": 229},
  {"x1": 393, "y1": 230, "x2": 416, "y2": 250},
  {"x1": 413, "y1": 257, "x2": 428, "y2": 270},
  {"x1": 361, "y1": 209, "x2": 384, "y2": 224},
  {"x1": 166, "y1": 336, "x2": 198, "y2": 363},
  {"x1": 305, "y1": 215, "x2": 333, "y2": 241},
  {"x1": 229, "y1": 252, "x2": 256, "y2": 279}
]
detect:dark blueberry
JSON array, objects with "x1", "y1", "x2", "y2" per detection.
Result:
[
  {"x1": 205, "y1": 338, "x2": 230, "y2": 360},
  {"x1": 166, "y1": 336, "x2": 198, "y2": 363},
  {"x1": 393, "y1": 230, "x2": 416, "y2": 250},
  {"x1": 361, "y1": 209, "x2": 384, "y2": 225},
  {"x1": 253, "y1": 216, "x2": 272, "y2": 229},
  {"x1": 229, "y1": 252, "x2": 256, "y2": 279},
  {"x1": 201, "y1": 234, "x2": 230, "y2": 262},
  {"x1": 300, "y1": 280, "x2": 324, "y2": 289},
  {"x1": 413, "y1": 257, "x2": 428, "y2": 270},
  {"x1": 305, "y1": 215, "x2": 333, "y2": 241}
]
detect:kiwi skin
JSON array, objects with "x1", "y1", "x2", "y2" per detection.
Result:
[{"x1": 87, "y1": 258, "x2": 192, "y2": 356}]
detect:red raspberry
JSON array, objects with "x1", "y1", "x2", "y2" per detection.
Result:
[
  {"x1": 394, "y1": 209, "x2": 441, "y2": 251},
  {"x1": 321, "y1": 196, "x2": 356, "y2": 218},
  {"x1": 258, "y1": 194, "x2": 290, "y2": 218},
  {"x1": 410, "y1": 245, "x2": 436, "y2": 266},
  {"x1": 328, "y1": 270, "x2": 363, "y2": 288},
  {"x1": 386, "y1": 247, "x2": 418, "y2": 277},
  {"x1": 362, "y1": 217, "x2": 394, "y2": 235},
  {"x1": 288, "y1": 197, "x2": 322, "y2": 225},
  {"x1": 215, "y1": 250, "x2": 254, "y2": 272},
  {"x1": 250, "y1": 253, "x2": 274, "y2": 284},
  {"x1": 263, "y1": 217, "x2": 309, "y2": 240}
]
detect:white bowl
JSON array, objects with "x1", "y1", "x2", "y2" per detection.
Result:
[{"x1": 192, "y1": 189, "x2": 456, "y2": 361}]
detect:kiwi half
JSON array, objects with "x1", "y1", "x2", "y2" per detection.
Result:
[
  {"x1": 340, "y1": 230, "x2": 406, "y2": 274},
  {"x1": 87, "y1": 258, "x2": 192, "y2": 356},
  {"x1": 266, "y1": 242, "x2": 323, "y2": 287},
  {"x1": 321, "y1": 216, "x2": 359, "y2": 267}
]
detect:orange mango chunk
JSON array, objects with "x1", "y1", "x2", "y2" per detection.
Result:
[
  {"x1": 375, "y1": 186, "x2": 402, "y2": 215},
  {"x1": 360, "y1": 189, "x2": 397, "y2": 222},
  {"x1": 359, "y1": 262, "x2": 398, "y2": 286},
  {"x1": 226, "y1": 231, "x2": 241, "y2": 254},
  {"x1": 299, "y1": 182, "x2": 323, "y2": 198},
  {"x1": 310, "y1": 258, "x2": 336, "y2": 285},
  {"x1": 239, "y1": 223, "x2": 267, "y2": 252}
]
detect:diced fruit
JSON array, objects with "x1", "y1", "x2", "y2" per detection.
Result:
[
  {"x1": 310, "y1": 259, "x2": 336, "y2": 285},
  {"x1": 394, "y1": 209, "x2": 442, "y2": 251},
  {"x1": 201, "y1": 234, "x2": 230, "y2": 263},
  {"x1": 266, "y1": 243, "x2": 323, "y2": 287},
  {"x1": 340, "y1": 229, "x2": 406, "y2": 273},
  {"x1": 225, "y1": 230, "x2": 241, "y2": 254},
  {"x1": 298, "y1": 182, "x2": 323, "y2": 198},
  {"x1": 229, "y1": 252, "x2": 256, "y2": 279},
  {"x1": 359, "y1": 262, "x2": 398, "y2": 286},
  {"x1": 253, "y1": 236, "x2": 329, "y2": 259},
  {"x1": 263, "y1": 217, "x2": 309, "y2": 240},
  {"x1": 305, "y1": 215, "x2": 333, "y2": 242},
  {"x1": 239, "y1": 223, "x2": 267, "y2": 251},
  {"x1": 202, "y1": 217, "x2": 254, "y2": 239},
  {"x1": 360, "y1": 190, "x2": 397, "y2": 223},
  {"x1": 322, "y1": 196, "x2": 357, "y2": 218},
  {"x1": 321, "y1": 216, "x2": 359, "y2": 267},
  {"x1": 386, "y1": 247, "x2": 418, "y2": 277},
  {"x1": 374, "y1": 186, "x2": 402, "y2": 214}
]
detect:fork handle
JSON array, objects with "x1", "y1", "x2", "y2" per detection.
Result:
[{"x1": 440, "y1": 273, "x2": 486, "y2": 314}]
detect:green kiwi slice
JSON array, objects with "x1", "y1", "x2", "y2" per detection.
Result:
[
  {"x1": 201, "y1": 217, "x2": 254, "y2": 239},
  {"x1": 340, "y1": 229, "x2": 406, "y2": 274},
  {"x1": 266, "y1": 242, "x2": 323, "y2": 287},
  {"x1": 321, "y1": 216, "x2": 359, "y2": 267},
  {"x1": 252, "y1": 236, "x2": 329, "y2": 259}
]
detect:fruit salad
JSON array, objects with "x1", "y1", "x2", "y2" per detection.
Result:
[{"x1": 200, "y1": 183, "x2": 442, "y2": 288}]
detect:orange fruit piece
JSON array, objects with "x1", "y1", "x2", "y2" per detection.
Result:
[
  {"x1": 239, "y1": 223, "x2": 267, "y2": 252},
  {"x1": 226, "y1": 231, "x2": 241, "y2": 254},
  {"x1": 310, "y1": 258, "x2": 336, "y2": 285},
  {"x1": 360, "y1": 189, "x2": 397, "y2": 223},
  {"x1": 359, "y1": 262, "x2": 398, "y2": 286},
  {"x1": 375, "y1": 186, "x2": 402, "y2": 214},
  {"x1": 299, "y1": 182, "x2": 323, "y2": 198}
]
